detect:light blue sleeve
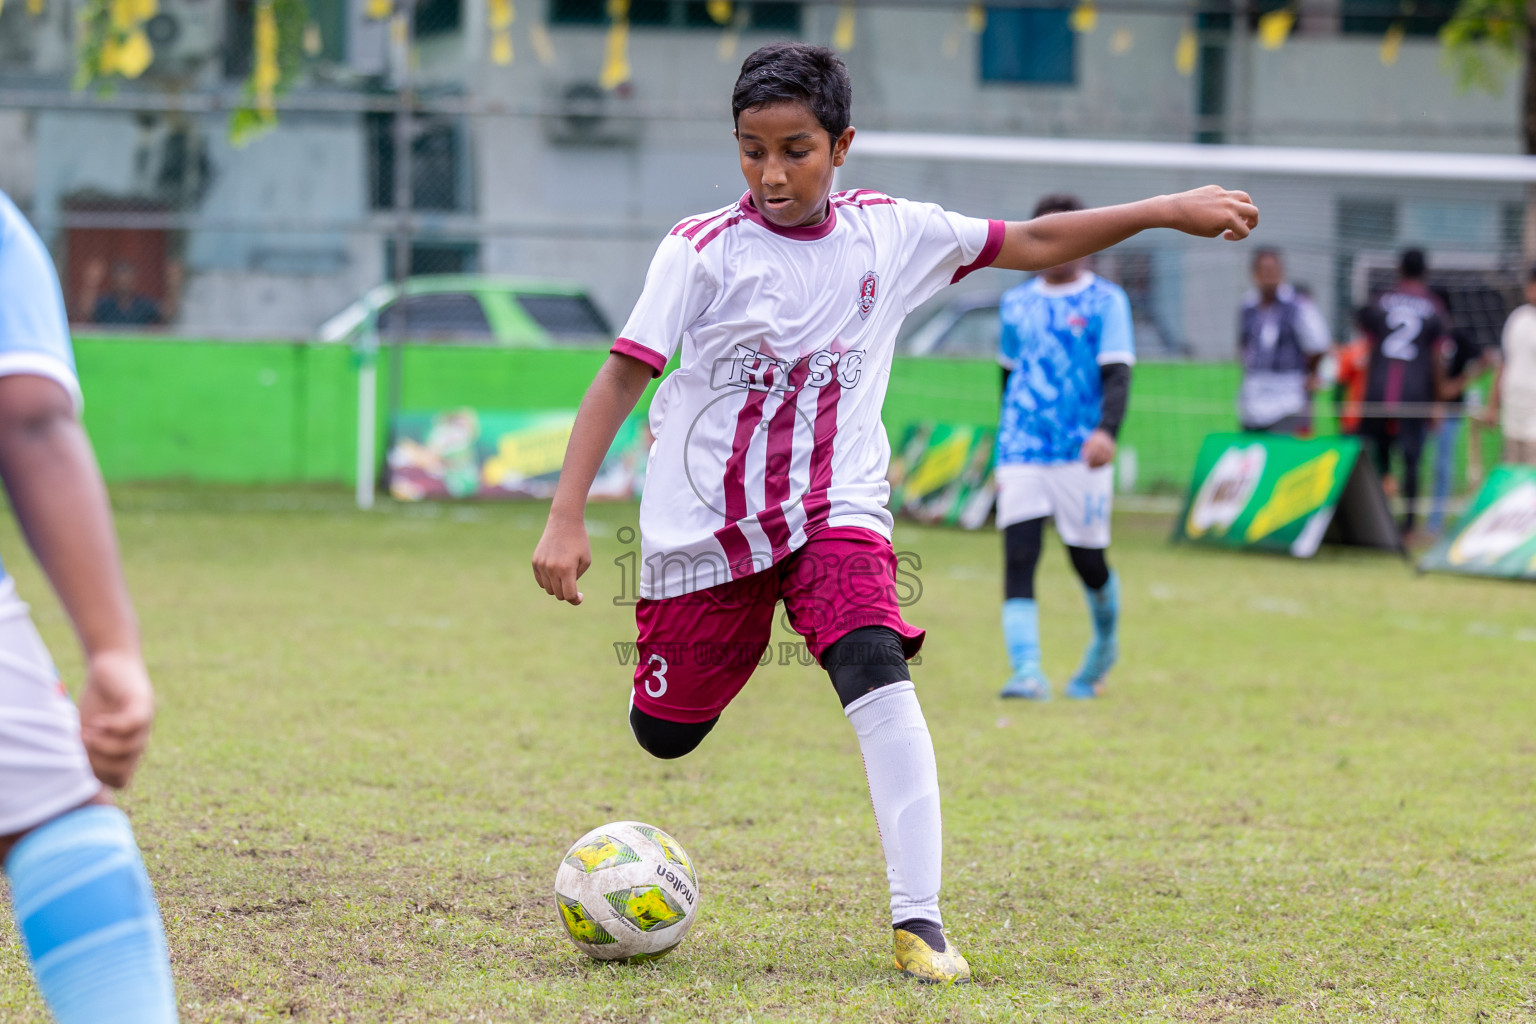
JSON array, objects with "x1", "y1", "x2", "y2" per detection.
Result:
[
  {"x1": 997, "y1": 291, "x2": 1022, "y2": 369},
  {"x1": 0, "y1": 193, "x2": 80, "y2": 408},
  {"x1": 1096, "y1": 283, "x2": 1135, "y2": 365}
]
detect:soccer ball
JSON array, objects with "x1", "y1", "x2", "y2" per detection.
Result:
[{"x1": 553, "y1": 820, "x2": 700, "y2": 962}]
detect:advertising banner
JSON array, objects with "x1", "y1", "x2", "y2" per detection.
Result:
[
  {"x1": 886, "y1": 422, "x2": 997, "y2": 529},
  {"x1": 387, "y1": 409, "x2": 648, "y2": 501},
  {"x1": 1175, "y1": 432, "x2": 1399, "y2": 557},
  {"x1": 1418, "y1": 465, "x2": 1536, "y2": 581}
]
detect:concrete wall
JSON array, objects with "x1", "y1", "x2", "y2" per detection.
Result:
[{"x1": 4, "y1": 3, "x2": 1527, "y2": 347}]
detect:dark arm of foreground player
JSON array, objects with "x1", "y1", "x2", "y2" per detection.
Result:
[
  {"x1": 991, "y1": 186, "x2": 1259, "y2": 273},
  {"x1": 1081, "y1": 363, "x2": 1132, "y2": 469},
  {"x1": 532, "y1": 352, "x2": 655, "y2": 606},
  {"x1": 0, "y1": 374, "x2": 152, "y2": 789}
]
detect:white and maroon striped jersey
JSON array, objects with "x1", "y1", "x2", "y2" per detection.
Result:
[{"x1": 613, "y1": 189, "x2": 1004, "y2": 600}]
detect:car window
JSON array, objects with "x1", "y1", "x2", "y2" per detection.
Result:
[
  {"x1": 935, "y1": 306, "x2": 1002, "y2": 358},
  {"x1": 376, "y1": 293, "x2": 493, "y2": 340},
  {"x1": 514, "y1": 293, "x2": 611, "y2": 339}
]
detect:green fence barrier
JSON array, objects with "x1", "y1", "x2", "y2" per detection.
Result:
[{"x1": 73, "y1": 334, "x2": 1492, "y2": 497}]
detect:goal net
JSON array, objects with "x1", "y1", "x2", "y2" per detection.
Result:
[{"x1": 846, "y1": 132, "x2": 1536, "y2": 495}]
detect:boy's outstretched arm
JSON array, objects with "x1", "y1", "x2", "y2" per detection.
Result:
[
  {"x1": 532, "y1": 352, "x2": 655, "y2": 606},
  {"x1": 0, "y1": 374, "x2": 150, "y2": 790},
  {"x1": 992, "y1": 185, "x2": 1259, "y2": 272}
]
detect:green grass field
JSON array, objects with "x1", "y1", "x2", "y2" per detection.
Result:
[{"x1": 1, "y1": 486, "x2": 1532, "y2": 1022}]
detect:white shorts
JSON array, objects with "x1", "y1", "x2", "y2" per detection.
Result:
[
  {"x1": 0, "y1": 576, "x2": 99, "y2": 836},
  {"x1": 995, "y1": 461, "x2": 1114, "y2": 549}
]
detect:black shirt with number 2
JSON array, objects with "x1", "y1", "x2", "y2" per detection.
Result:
[{"x1": 1358, "y1": 282, "x2": 1447, "y2": 413}]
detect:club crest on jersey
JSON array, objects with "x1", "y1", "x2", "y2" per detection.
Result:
[{"x1": 857, "y1": 271, "x2": 879, "y2": 320}]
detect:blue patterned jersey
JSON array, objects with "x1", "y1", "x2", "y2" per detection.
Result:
[
  {"x1": 996, "y1": 272, "x2": 1135, "y2": 466},
  {"x1": 0, "y1": 189, "x2": 80, "y2": 581}
]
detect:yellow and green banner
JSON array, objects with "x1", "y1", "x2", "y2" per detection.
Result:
[
  {"x1": 1418, "y1": 465, "x2": 1536, "y2": 581},
  {"x1": 1175, "y1": 433, "x2": 1399, "y2": 557},
  {"x1": 387, "y1": 409, "x2": 647, "y2": 501},
  {"x1": 886, "y1": 422, "x2": 997, "y2": 529}
]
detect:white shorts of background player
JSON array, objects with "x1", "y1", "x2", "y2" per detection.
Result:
[{"x1": 995, "y1": 461, "x2": 1114, "y2": 549}]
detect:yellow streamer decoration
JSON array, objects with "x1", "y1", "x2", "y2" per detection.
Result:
[
  {"x1": 489, "y1": 0, "x2": 513, "y2": 32},
  {"x1": 109, "y1": 0, "x2": 155, "y2": 31},
  {"x1": 1256, "y1": 7, "x2": 1293, "y2": 50},
  {"x1": 27, "y1": 0, "x2": 43, "y2": 16},
  {"x1": 529, "y1": 20, "x2": 556, "y2": 65},
  {"x1": 253, "y1": 0, "x2": 279, "y2": 115},
  {"x1": 966, "y1": 4, "x2": 985, "y2": 32},
  {"x1": 1379, "y1": 22, "x2": 1404, "y2": 65},
  {"x1": 706, "y1": 0, "x2": 731, "y2": 25},
  {"x1": 1110, "y1": 27, "x2": 1133, "y2": 53},
  {"x1": 303, "y1": 21, "x2": 323, "y2": 56},
  {"x1": 100, "y1": 28, "x2": 153, "y2": 77},
  {"x1": 366, "y1": 0, "x2": 391, "y2": 20},
  {"x1": 489, "y1": 0, "x2": 513, "y2": 64},
  {"x1": 600, "y1": 0, "x2": 631, "y2": 89},
  {"x1": 1069, "y1": 2, "x2": 1097, "y2": 34},
  {"x1": 832, "y1": 3, "x2": 855, "y2": 51},
  {"x1": 1175, "y1": 26, "x2": 1197, "y2": 76}
]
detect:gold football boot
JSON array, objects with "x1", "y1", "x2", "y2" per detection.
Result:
[{"x1": 892, "y1": 928, "x2": 972, "y2": 985}]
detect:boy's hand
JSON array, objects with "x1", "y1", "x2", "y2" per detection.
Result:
[
  {"x1": 1081, "y1": 429, "x2": 1117, "y2": 469},
  {"x1": 77, "y1": 649, "x2": 154, "y2": 789},
  {"x1": 1165, "y1": 186, "x2": 1259, "y2": 241},
  {"x1": 532, "y1": 514, "x2": 592, "y2": 606}
]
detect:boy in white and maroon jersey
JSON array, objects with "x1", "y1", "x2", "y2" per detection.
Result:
[{"x1": 533, "y1": 42, "x2": 1259, "y2": 983}]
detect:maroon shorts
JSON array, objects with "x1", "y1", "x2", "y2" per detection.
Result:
[{"x1": 631, "y1": 527, "x2": 924, "y2": 724}]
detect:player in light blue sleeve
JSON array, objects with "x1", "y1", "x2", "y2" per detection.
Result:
[
  {"x1": 0, "y1": 189, "x2": 178, "y2": 1022},
  {"x1": 994, "y1": 194, "x2": 1135, "y2": 701}
]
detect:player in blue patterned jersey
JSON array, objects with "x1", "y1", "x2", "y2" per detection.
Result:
[
  {"x1": 0, "y1": 189, "x2": 178, "y2": 1022},
  {"x1": 994, "y1": 194, "x2": 1134, "y2": 701}
]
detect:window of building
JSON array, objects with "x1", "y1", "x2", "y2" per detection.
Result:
[
  {"x1": 979, "y1": 7, "x2": 1074, "y2": 85},
  {"x1": 1340, "y1": 0, "x2": 1457, "y2": 36},
  {"x1": 414, "y1": 0, "x2": 462, "y2": 37},
  {"x1": 548, "y1": 0, "x2": 799, "y2": 31},
  {"x1": 367, "y1": 112, "x2": 471, "y2": 212}
]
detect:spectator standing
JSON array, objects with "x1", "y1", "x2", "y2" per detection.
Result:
[
  {"x1": 78, "y1": 259, "x2": 180, "y2": 327},
  {"x1": 1356, "y1": 249, "x2": 1449, "y2": 540},
  {"x1": 1427, "y1": 290, "x2": 1493, "y2": 535},
  {"x1": 1488, "y1": 267, "x2": 1536, "y2": 465},
  {"x1": 1237, "y1": 248, "x2": 1331, "y2": 434}
]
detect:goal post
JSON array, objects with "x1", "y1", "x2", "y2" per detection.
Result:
[{"x1": 845, "y1": 132, "x2": 1536, "y2": 495}]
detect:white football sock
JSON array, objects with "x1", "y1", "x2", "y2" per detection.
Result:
[{"x1": 844, "y1": 681, "x2": 943, "y2": 930}]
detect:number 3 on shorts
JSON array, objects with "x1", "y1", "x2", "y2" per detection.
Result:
[{"x1": 641, "y1": 653, "x2": 669, "y2": 698}]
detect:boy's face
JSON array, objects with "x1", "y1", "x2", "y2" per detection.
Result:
[{"x1": 735, "y1": 101, "x2": 854, "y2": 229}]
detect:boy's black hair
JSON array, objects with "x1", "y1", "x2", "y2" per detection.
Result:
[
  {"x1": 1399, "y1": 248, "x2": 1427, "y2": 280},
  {"x1": 1528, "y1": 263, "x2": 1536, "y2": 283},
  {"x1": 732, "y1": 43, "x2": 852, "y2": 141},
  {"x1": 1032, "y1": 193, "x2": 1083, "y2": 218}
]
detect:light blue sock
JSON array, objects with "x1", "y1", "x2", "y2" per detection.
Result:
[
  {"x1": 1001, "y1": 598, "x2": 1041, "y2": 673},
  {"x1": 1085, "y1": 571, "x2": 1120, "y2": 639},
  {"x1": 5, "y1": 806, "x2": 178, "y2": 1024}
]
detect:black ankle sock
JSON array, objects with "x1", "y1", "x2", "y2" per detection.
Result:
[{"x1": 894, "y1": 918, "x2": 945, "y2": 953}]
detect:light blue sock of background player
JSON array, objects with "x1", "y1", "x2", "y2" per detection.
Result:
[
  {"x1": 5, "y1": 805, "x2": 178, "y2": 1024},
  {"x1": 1083, "y1": 571, "x2": 1119, "y2": 640},
  {"x1": 1001, "y1": 597, "x2": 1042, "y2": 676}
]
